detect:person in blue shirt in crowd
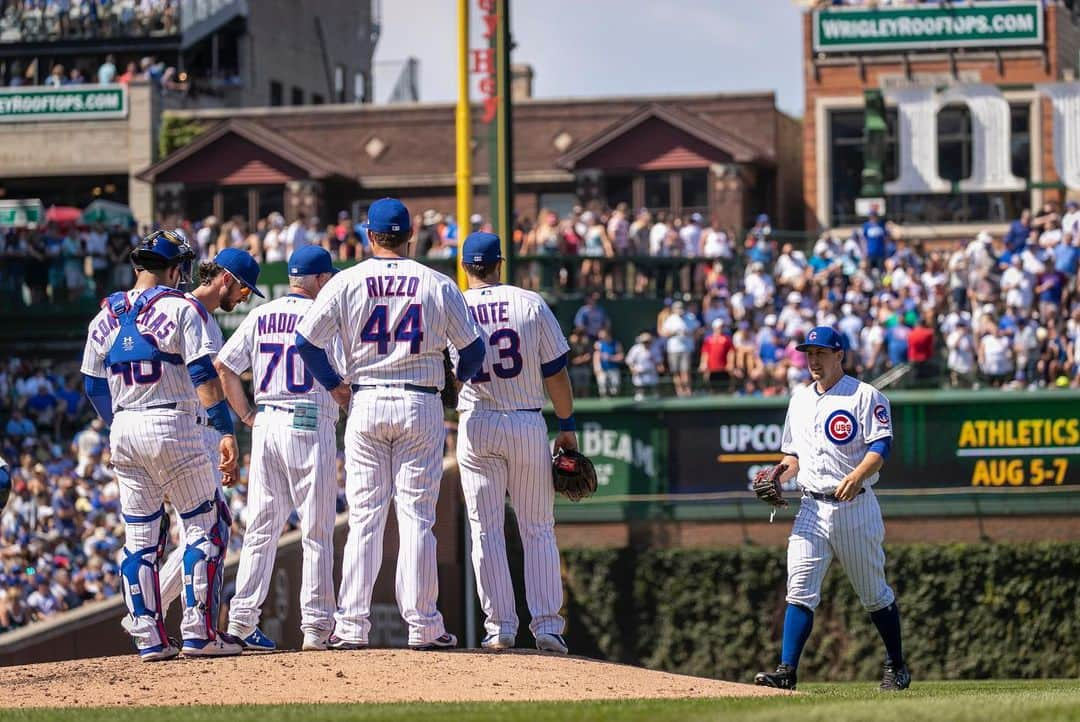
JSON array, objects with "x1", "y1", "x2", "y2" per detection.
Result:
[
  {"x1": 574, "y1": 292, "x2": 609, "y2": 340},
  {"x1": 861, "y1": 210, "x2": 889, "y2": 273},
  {"x1": 1004, "y1": 209, "x2": 1031, "y2": 255}
]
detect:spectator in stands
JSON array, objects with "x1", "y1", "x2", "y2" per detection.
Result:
[
  {"x1": 573, "y1": 292, "x2": 608, "y2": 340},
  {"x1": 745, "y1": 214, "x2": 773, "y2": 267},
  {"x1": 97, "y1": 54, "x2": 117, "y2": 84},
  {"x1": 862, "y1": 210, "x2": 889, "y2": 273},
  {"x1": 661, "y1": 300, "x2": 699, "y2": 397},
  {"x1": 946, "y1": 318, "x2": 976, "y2": 388},
  {"x1": 907, "y1": 315, "x2": 935, "y2": 383},
  {"x1": 592, "y1": 327, "x2": 623, "y2": 397},
  {"x1": 83, "y1": 222, "x2": 109, "y2": 294},
  {"x1": 567, "y1": 327, "x2": 593, "y2": 398},
  {"x1": 105, "y1": 223, "x2": 134, "y2": 291},
  {"x1": 580, "y1": 211, "x2": 613, "y2": 291},
  {"x1": 625, "y1": 331, "x2": 659, "y2": 401},
  {"x1": 979, "y1": 326, "x2": 1015, "y2": 387},
  {"x1": 5, "y1": 408, "x2": 34, "y2": 440},
  {"x1": 699, "y1": 320, "x2": 733, "y2": 393},
  {"x1": 117, "y1": 61, "x2": 138, "y2": 84}
]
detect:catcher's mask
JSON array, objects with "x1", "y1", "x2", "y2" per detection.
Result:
[{"x1": 131, "y1": 229, "x2": 195, "y2": 288}]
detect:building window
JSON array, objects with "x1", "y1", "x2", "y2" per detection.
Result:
[
  {"x1": 312, "y1": 94, "x2": 325, "y2": 105},
  {"x1": 270, "y1": 81, "x2": 283, "y2": 107},
  {"x1": 603, "y1": 175, "x2": 633, "y2": 209},
  {"x1": 335, "y1": 64, "x2": 346, "y2": 103},
  {"x1": 292, "y1": 87, "x2": 304, "y2": 106},
  {"x1": 354, "y1": 71, "x2": 367, "y2": 103},
  {"x1": 643, "y1": 173, "x2": 671, "y2": 211},
  {"x1": 827, "y1": 104, "x2": 1030, "y2": 226},
  {"x1": 681, "y1": 170, "x2": 708, "y2": 211}
]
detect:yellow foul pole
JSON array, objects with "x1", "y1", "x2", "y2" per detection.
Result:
[{"x1": 455, "y1": 0, "x2": 471, "y2": 291}]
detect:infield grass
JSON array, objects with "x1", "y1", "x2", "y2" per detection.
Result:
[{"x1": 5, "y1": 680, "x2": 1079, "y2": 722}]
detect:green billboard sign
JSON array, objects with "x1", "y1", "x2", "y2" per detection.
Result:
[
  {"x1": 813, "y1": 2, "x2": 1043, "y2": 53},
  {"x1": 0, "y1": 85, "x2": 127, "y2": 122},
  {"x1": 0, "y1": 199, "x2": 42, "y2": 227}
]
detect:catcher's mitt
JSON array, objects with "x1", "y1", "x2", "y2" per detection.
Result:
[
  {"x1": 752, "y1": 463, "x2": 789, "y2": 510},
  {"x1": 552, "y1": 449, "x2": 598, "y2": 502},
  {"x1": 440, "y1": 349, "x2": 459, "y2": 410}
]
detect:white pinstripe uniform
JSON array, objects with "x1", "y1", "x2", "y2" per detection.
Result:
[
  {"x1": 81, "y1": 289, "x2": 223, "y2": 649},
  {"x1": 220, "y1": 294, "x2": 340, "y2": 640},
  {"x1": 158, "y1": 295, "x2": 223, "y2": 612},
  {"x1": 296, "y1": 257, "x2": 482, "y2": 646},
  {"x1": 456, "y1": 284, "x2": 569, "y2": 641},
  {"x1": 780, "y1": 375, "x2": 895, "y2": 612}
]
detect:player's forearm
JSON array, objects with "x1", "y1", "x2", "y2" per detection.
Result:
[
  {"x1": 850, "y1": 451, "x2": 884, "y2": 483},
  {"x1": 214, "y1": 360, "x2": 255, "y2": 424},
  {"x1": 543, "y1": 368, "x2": 575, "y2": 421},
  {"x1": 779, "y1": 454, "x2": 799, "y2": 483},
  {"x1": 195, "y1": 377, "x2": 226, "y2": 408}
]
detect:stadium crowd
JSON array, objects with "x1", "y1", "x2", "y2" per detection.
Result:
[
  {"x1": 0, "y1": 356, "x2": 347, "y2": 635},
  {"x1": 0, "y1": 0, "x2": 177, "y2": 44}
]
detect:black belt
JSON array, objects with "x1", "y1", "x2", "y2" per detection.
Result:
[
  {"x1": 804, "y1": 488, "x2": 866, "y2": 503},
  {"x1": 116, "y1": 402, "x2": 177, "y2": 412},
  {"x1": 351, "y1": 383, "x2": 438, "y2": 396},
  {"x1": 257, "y1": 403, "x2": 294, "y2": 414}
]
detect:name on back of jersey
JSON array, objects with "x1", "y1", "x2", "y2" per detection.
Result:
[
  {"x1": 365, "y1": 275, "x2": 419, "y2": 298},
  {"x1": 257, "y1": 312, "x2": 300, "y2": 335},
  {"x1": 90, "y1": 307, "x2": 175, "y2": 347},
  {"x1": 469, "y1": 300, "x2": 510, "y2": 326}
]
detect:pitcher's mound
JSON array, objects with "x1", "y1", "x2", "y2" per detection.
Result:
[{"x1": 0, "y1": 649, "x2": 789, "y2": 707}]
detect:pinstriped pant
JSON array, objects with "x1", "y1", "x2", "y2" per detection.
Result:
[
  {"x1": 229, "y1": 409, "x2": 337, "y2": 636},
  {"x1": 458, "y1": 409, "x2": 564, "y2": 639},
  {"x1": 110, "y1": 408, "x2": 219, "y2": 644},
  {"x1": 335, "y1": 388, "x2": 447, "y2": 646},
  {"x1": 786, "y1": 489, "x2": 895, "y2": 613}
]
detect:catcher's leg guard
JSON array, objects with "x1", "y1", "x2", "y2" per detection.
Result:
[
  {"x1": 120, "y1": 505, "x2": 170, "y2": 651},
  {"x1": 179, "y1": 493, "x2": 231, "y2": 640}
]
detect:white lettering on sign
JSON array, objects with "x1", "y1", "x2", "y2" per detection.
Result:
[{"x1": 719, "y1": 424, "x2": 784, "y2": 452}]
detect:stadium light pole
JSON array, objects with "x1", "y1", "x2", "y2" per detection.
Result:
[{"x1": 455, "y1": 0, "x2": 471, "y2": 292}]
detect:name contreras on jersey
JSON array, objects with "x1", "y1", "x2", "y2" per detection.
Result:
[
  {"x1": 89, "y1": 307, "x2": 176, "y2": 346},
  {"x1": 468, "y1": 301, "x2": 510, "y2": 326},
  {"x1": 256, "y1": 313, "x2": 300, "y2": 335},
  {"x1": 365, "y1": 275, "x2": 419, "y2": 298}
]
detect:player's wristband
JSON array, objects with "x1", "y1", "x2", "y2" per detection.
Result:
[
  {"x1": 557, "y1": 415, "x2": 576, "y2": 432},
  {"x1": 206, "y1": 400, "x2": 235, "y2": 436}
]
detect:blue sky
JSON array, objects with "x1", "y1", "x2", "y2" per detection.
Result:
[{"x1": 373, "y1": 0, "x2": 805, "y2": 117}]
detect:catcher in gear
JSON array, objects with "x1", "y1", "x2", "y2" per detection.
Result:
[
  {"x1": 553, "y1": 449, "x2": 597, "y2": 502},
  {"x1": 752, "y1": 463, "x2": 789, "y2": 520}
]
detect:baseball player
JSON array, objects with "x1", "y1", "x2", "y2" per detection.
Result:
[
  {"x1": 455, "y1": 232, "x2": 578, "y2": 655},
  {"x1": 753, "y1": 326, "x2": 909, "y2": 691},
  {"x1": 157, "y1": 248, "x2": 264, "y2": 640},
  {"x1": 80, "y1": 230, "x2": 242, "y2": 660},
  {"x1": 294, "y1": 197, "x2": 485, "y2": 650},
  {"x1": 216, "y1": 245, "x2": 341, "y2": 652}
]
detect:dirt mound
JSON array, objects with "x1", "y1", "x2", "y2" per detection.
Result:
[{"x1": 0, "y1": 649, "x2": 788, "y2": 707}]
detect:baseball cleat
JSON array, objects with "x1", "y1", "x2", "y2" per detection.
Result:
[
  {"x1": 535, "y1": 633, "x2": 568, "y2": 655},
  {"x1": 182, "y1": 635, "x2": 243, "y2": 657},
  {"x1": 481, "y1": 633, "x2": 515, "y2": 650},
  {"x1": 755, "y1": 663, "x2": 797, "y2": 690},
  {"x1": 239, "y1": 628, "x2": 277, "y2": 652},
  {"x1": 410, "y1": 632, "x2": 457, "y2": 650},
  {"x1": 302, "y1": 632, "x2": 331, "y2": 651},
  {"x1": 327, "y1": 634, "x2": 368, "y2": 651},
  {"x1": 138, "y1": 639, "x2": 180, "y2": 662},
  {"x1": 880, "y1": 662, "x2": 911, "y2": 691}
]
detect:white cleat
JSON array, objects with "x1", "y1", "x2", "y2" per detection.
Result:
[
  {"x1": 182, "y1": 635, "x2": 244, "y2": 657},
  {"x1": 481, "y1": 633, "x2": 516, "y2": 650},
  {"x1": 303, "y1": 632, "x2": 331, "y2": 651},
  {"x1": 535, "y1": 633, "x2": 569, "y2": 655}
]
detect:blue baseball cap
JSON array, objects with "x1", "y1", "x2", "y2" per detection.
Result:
[
  {"x1": 361, "y1": 198, "x2": 412, "y2": 235},
  {"x1": 461, "y1": 232, "x2": 502, "y2": 264},
  {"x1": 214, "y1": 248, "x2": 265, "y2": 298},
  {"x1": 796, "y1": 326, "x2": 844, "y2": 353},
  {"x1": 288, "y1": 245, "x2": 338, "y2": 276}
]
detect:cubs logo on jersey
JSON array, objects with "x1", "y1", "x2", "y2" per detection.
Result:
[
  {"x1": 824, "y1": 409, "x2": 859, "y2": 445},
  {"x1": 873, "y1": 404, "x2": 890, "y2": 426}
]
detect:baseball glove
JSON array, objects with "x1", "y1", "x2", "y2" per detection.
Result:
[
  {"x1": 440, "y1": 349, "x2": 459, "y2": 410},
  {"x1": 552, "y1": 449, "x2": 598, "y2": 502},
  {"x1": 752, "y1": 464, "x2": 789, "y2": 508}
]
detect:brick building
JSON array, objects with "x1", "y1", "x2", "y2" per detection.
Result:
[
  {"x1": 803, "y1": 1, "x2": 1080, "y2": 239},
  {"x1": 137, "y1": 89, "x2": 802, "y2": 232}
]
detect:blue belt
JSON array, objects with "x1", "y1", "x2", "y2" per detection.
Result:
[
  {"x1": 116, "y1": 402, "x2": 177, "y2": 412},
  {"x1": 351, "y1": 383, "x2": 438, "y2": 396},
  {"x1": 804, "y1": 488, "x2": 866, "y2": 503},
  {"x1": 257, "y1": 403, "x2": 294, "y2": 414}
]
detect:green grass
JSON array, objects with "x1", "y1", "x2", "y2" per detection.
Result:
[{"x1": 5, "y1": 680, "x2": 1079, "y2": 722}]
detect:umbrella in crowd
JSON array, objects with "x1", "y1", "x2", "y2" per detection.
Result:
[{"x1": 79, "y1": 200, "x2": 135, "y2": 228}]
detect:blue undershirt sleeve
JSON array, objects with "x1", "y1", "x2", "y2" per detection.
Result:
[
  {"x1": 540, "y1": 352, "x2": 569, "y2": 378},
  {"x1": 187, "y1": 355, "x2": 218, "y2": 387},
  {"x1": 83, "y1": 374, "x2": 113, "y2": 426},
  {"x1": 455, "y1": 337, "x2": 485, "y2": 382},
  {"x1": 868, "y1": 438, "x2": 891, "y2": 460},
  {"x1": 295, "y1": 332, "x2": 343, "y2": 391}
]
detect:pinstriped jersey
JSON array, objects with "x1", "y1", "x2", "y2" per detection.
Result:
[
  {"x1": 80, "y1": 289, "x2": 214, "y2": 412},
  {"x1": 185, "y1": 293, "x2": 224, "y2": 355},
  {"x1": 457, "y1": 284, "x2": 569, "y2": 412},
  {"x1": 780, "y1": 375, "x2": 892, "y2": 493},
  {"x1": 295, "y1": 257, "x2": 482, "y2": 388},
  {"x1": 218, "y1": 294, "x2": 340, "y2": 421}
]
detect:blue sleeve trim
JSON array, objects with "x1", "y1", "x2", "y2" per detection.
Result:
[
  {"x1": 187, "y1": 355, "x2": 218, "y2": 387},
  {"x1": 83, "y1": 374, "x2": 113, "y2": 426},
  {"x1": 455, "y1": 337, "x2": 485, "y2": 382},
  {"x1": 295, "y1": 332, "x2": 343, "y2": 391},
  {"x1": 540, "y1": 352, "x2": 569, "y2": 378},
  {"x1": 868, "y1": 438, "x2": 891, "y2": 460},
  {"x1": 206, "y1": 399, "x2": 235, "y2": 436}
]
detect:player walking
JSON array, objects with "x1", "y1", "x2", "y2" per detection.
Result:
[
  {"x1": 80, "y1": 230, "x2": 242, "y2": 660},
  {"x1": 294, "y1": 198, "x2": 485, "y2": 650},
  {"x1": 217, "y1": 246, "x2": 341, "y2": 652},
  {"x1": 157, "y1": 247, "x2": 263, "y2": 632},
  {"x1": 455, "y1": 232, "x2": 578, "y2": 654},
  {"x1": 753, "y1": 326, "x2": 910, "y2": 691}
]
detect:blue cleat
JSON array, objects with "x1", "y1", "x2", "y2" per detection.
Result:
[{"x1": 239, "y1": 628, "x2": 277, "y2": 652}]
